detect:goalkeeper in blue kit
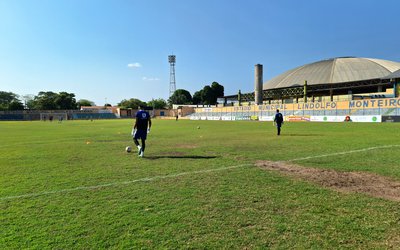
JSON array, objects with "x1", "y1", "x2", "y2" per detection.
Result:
[
  {"x1": 273, "y1": 109, "x2": 284, "y2": 136},
  {"x1": 132, "y1": 106, "x2": 152, "y2": 157}
]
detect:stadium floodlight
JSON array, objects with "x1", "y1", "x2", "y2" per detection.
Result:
[{"x1": 168, "y1": 55, "x2": 176, "y2": 63}]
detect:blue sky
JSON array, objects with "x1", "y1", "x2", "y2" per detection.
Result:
[{"x1": 1, "y1": 0, "x2": 400, "y2": 105}]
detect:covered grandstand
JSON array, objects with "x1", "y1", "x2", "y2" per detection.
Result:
[
  {"x1": 191, "y1": 57, "x2": 400, "y2": 122},
  {"x1": 223, "y1": 57, "x2": 400, "y2": 104}
]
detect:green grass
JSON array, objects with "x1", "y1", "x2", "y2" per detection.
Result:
[{"x1": 1, "y1": 119, "x2": 400, "y2": 249}]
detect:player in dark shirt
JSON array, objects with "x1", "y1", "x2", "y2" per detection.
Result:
[
  {"x1": 132, "y1": 106, "x2": 152, "y2": 157},
  {"x1": 273, "y1": 109, "x2": 284, "y2": 135}
]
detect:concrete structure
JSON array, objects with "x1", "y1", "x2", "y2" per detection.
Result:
[{"x1": 254, "y1": 64, "x2": 263, "y2": 105}]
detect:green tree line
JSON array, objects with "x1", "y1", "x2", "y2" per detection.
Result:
[
  {"x1": 0, "y1": 91, "x2": 169, "y2": 110},
  {"x1": 168, "y1": 81, "x2": 224, "y2": 106},
  {"x1": 1, "y1": 81, "x2": 223, "y2": 111}
]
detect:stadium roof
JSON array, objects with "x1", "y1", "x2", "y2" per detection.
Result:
[
  {"x1": 263, "y1": 57, "x2": 400, "y2": 90},
  {"x1": 382, "y1": 69, "x2": 400, "y2": 80}
]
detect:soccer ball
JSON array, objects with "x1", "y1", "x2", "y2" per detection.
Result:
[
  {"x1": 197, "y1": 126, "x2": 200, "y2": 129},
  {"x1": 125, "y1": 146, "x2": 132, "y2": 153}
]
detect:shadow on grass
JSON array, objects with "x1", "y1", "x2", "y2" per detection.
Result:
[{"x1": 145, "y1": 155, "x2": 218, "y2": 160}]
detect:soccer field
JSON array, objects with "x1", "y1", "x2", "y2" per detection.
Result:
[{"x1": 1, "y1": 119, "x2": 400, "y2": 248}]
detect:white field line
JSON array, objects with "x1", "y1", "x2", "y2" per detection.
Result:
[
  {"x1": 1, "y1": 144, "x2": 400, "y2": 201},
  {"x1": 0, "y1": 136, "x2": 127, "y2": 149},
  {"x1": 0, "y1": 164, "x2": 252, "y2": 201},
  {"x1": 284, "y1": 144, "x2": 400, "y2": 162}
]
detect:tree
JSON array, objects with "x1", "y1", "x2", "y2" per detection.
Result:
[
  {"x1": 20, "y1": 94, "x2": 35, "y2": 109},
  {"x1": 192, "y1": 82, "x2": 224, "y2": 105},
  {"x1": 77, "y1": 99, "x2": 95, "y2": 108},
  {"x1": 201, "y1": 82, "x2": 224, "y2": 105},
  {"x1": 26, "y1": 99, "x2": 36, "y2": 110},
  {"x1": 0, "y1": 91, "x2": 24, "y2": 110},
  {"x1": 168, "y1": 89, "x2": 192, "y2": 106},
  {"x1": 117, "y1": 98, "x2": 146, "y2": 109},
  {"x1": 147, "y1": 98, "x2": 167, "y2": 109},
  {"x1": 211, "y1": 82, "x2": 224, "y2": 99},
  {"x1": 8, "y1": 100, "x2": 24, "y2": 110},
  {"x1": 201, "y1": 85, "x2": 215, "y2": 105},
  {"x1": 0, "y1": 91, "x2": 17, "y2": 104},
  {"x1": 55, "y1": 92, "x2": 77, "y2": 110},
  {"x1": 192, "y1": 90, "x2": 203, "y2": 105},
  {"x1": 31, "y1": 91, "x2": 59, "y2": 110},
  {"x1": 29, "y1": 91, "x2": 78, "y2": 110}
]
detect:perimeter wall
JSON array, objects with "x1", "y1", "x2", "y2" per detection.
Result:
[{"x1": 190, "y1": 97, "x2": 400, "y2": 122}]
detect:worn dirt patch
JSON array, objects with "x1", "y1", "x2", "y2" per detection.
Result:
[{"x1": 256, "y1": 160, "x2": 400, "y2": 202}]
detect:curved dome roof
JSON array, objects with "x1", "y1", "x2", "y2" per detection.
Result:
[
  {"x1": 263, "y1": 57, "x2": 400, "y2": 90},
  {"x1": 383, "y1": 69, "x2": 400, "y2": 79}
]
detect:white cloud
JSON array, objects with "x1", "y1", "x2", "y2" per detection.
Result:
[
  {"x1": 142, "y1": 77, "x2": 160, "y2": 81},
  {"x1": 127, "y1": 62, "x2": 142, "y2": 68}
]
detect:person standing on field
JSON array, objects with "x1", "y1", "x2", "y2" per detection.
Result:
[
  {"x1": 132, "y1": 105, "x2": 152, "y2": 157},
  {"x1": 274, "y1": 109, "x2": 284, "y2": 135}
]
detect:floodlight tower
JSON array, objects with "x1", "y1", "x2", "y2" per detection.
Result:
[{"x1": 168, "y1": 55, "x2": 176, "y2": 97}]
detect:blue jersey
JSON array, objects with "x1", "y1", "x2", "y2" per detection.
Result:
[
  {"x1": 274, "y1": 112, "x2": 283, "y2": 124},
  {"x1": 135, "y1": 110, "x2": 150, "y2": 130}
]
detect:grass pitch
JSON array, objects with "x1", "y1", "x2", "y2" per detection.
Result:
[{"x1": 1, "y1": 119, "x2": 400, "y2": 248}]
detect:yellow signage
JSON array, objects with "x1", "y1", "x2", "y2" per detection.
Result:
[{"x1": 194, "y1": 98, "x2": 400, "y2": 113}]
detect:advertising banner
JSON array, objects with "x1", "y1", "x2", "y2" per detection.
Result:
[
  {"x1": 221, "y1": 116, "x2": 232, "y2": 121},
  {"x1": 310, "y1": 115, "x2": 381, "y2": 122},
  {"x1": 349, "y1": 115, "x2": 381, "y2": 122},
  {"x1": 206, "y1": 116, "x2": 220, "y2": 120},
  {"x1": 236, "y1": 116, "x2": 251, "y2": 121},
  {"x1": 259, "y1": 116, "x2": 274, "y2": 121},
  {"x1": 287, "y1": 115, "x2": 311, "y2": 122},
  {"x1": 382, "y1": 116, "x2": 400, "y2": 122},
  {"x1": 195, "y1": 98, "x2": 400, "y2": 114},
  {"x1": 250, "y1": 116, "x2": 259, "y2": 121},
  {"x1": 256, "y1": 98, "x2": 400, "y2": 112},
  {"x1": 310, "y1": 116, "x2": 346, "y2": 122}
]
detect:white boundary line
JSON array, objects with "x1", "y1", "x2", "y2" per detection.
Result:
[
  {"x1": 285, "y1": 144, "x2": 400, "y2": 162},
  {"x1": 2, "y1": 144, "x2": 399, "y2": 201},
  {"x1": 0, "y1": 164, "x2": 252, "y2": 201}
]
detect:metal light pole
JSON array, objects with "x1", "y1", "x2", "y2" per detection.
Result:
[{"x1": 168, "y1": 55, "x2": 176, "y2": 98}]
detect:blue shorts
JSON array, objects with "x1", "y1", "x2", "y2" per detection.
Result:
[{"x1": 134, "y1": 129, "x2": 147, "y2": 140}]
